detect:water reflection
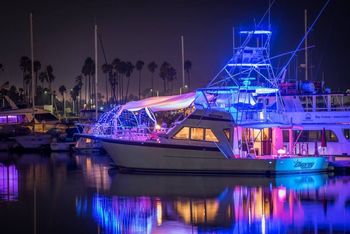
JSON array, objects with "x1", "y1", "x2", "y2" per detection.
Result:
[
  {"x1": 74, "y1": 154, "x2": 112, "y2": 191},
  {"x1": 75, "y1": 172, "x2": 350, "y2": 234},
  {"x1": 0, "y1": 163, "x2": 18, "y2": 201},
  {"x1": 0, "y1": 153, "x2": 349, "y2": 234}
]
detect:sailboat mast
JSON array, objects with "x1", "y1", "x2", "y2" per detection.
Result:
[
  {"x1": 94, "y1": 24, "x2": 98, "y2": 120},
  {"x1": 30, "y1": 13, "x2": 35, "y2": 110},
  {"x1": 304, "y1": 9, "x2": 308, "y2": 81}
]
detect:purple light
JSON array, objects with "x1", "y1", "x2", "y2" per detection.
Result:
[
  {"x1": 7, "y1": 115, "x2": 18, "y2": 123},
  {"x1": 0, "y1": 164, "x2": 19, "y2": 201},
  {"x1": 0, "y1": 116, "x2": 6, "y2": 124}
]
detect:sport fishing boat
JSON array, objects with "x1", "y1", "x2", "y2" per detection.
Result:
[{"x1": 82, "y1": 28, "x2": 333, "y2": 174}]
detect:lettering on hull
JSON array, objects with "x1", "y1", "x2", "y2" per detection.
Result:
[{"x1": 293, "y1": 160, "x2": 315, "y2": 169}]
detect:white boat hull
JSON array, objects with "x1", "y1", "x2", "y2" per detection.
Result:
[
  {"x1": 102, "y1": 139, "x2": 329, "y2": 174},
  {"x1": 14, "y1": 134, "x2": 52, "y2": 149},
  {"x1": 74, "y1": 137, "x2": 102, "y2": 152},
  {"x1": 50, "y1": 142, "x2": 76, "y2": 151}
]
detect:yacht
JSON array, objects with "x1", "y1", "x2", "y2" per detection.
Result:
[
  {"x1": 0, "y1": 95, "x2": 59, "y2": 150},
  {"x1": 80, "y1": 28, "x2": 345, "y2": 174}
]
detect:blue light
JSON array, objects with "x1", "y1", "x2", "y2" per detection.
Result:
[
  {"x1": 239, "y1": 30, "x2": 272, "y2": 34},
  {"x1": 227, "y1": 63, "x2": 271, "y2": 67}
]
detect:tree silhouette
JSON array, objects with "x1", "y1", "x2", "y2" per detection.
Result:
[
  {"x1": 101, "y1": 63, "x2": 113, "y2": 104},
  {"x1": 148, "y1": 61, "x2": 158, "y2": 96},
  {"x1": 135, "y1": 60, "x2": 145, "y2": 100},
  {"x1": 19, "y1": 56, "x2": 30, "y2": 103},
  {"x1": 33, "y1": 60, "x2": 41, "y2": 91},
  {"x1": 82, "y1": 57, "x2": 95, "y2": 108},
  {"x1": 46, "y1": 65, "x2": 55, "y2": 92},
  {"x1": 38, "y1": 71, "x2": 47, "y2": 88},
  {"x1": 159, "y1": 62, "x2": 170, "y2": 93},
  {"x1": 184, "y1": 60, "x2": 192, "y2": 90},
  {"x1": 124, "y1": 61, "x2": 134, "y2": 103}
]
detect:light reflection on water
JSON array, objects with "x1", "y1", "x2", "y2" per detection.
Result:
[{"x1": 0, "y1": 153, "x2": 349, "y2": 234}]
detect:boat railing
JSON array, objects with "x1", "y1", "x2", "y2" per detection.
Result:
[
  {"x1": 236, "y1": 109, "x2": 289, "y2": 125},
  {"x1": 91, "y1": 124, "x2": 166, "y2": 142}
]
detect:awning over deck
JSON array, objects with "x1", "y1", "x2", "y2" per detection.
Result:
[{"x1": 118, "y1": 92, "x2": 196, "y2": 114}]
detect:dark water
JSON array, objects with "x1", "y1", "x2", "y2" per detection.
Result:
[{"x1": 0, "y1": 152, "x2": 350, "y2": 234}]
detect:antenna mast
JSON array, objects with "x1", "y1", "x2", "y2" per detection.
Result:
[
  {"x1": 95, "y1": 24, "x2": 98, "y2": 120},
  {"x1": 30, "y1": 13, "x2": 35, "y2": 111},
  {"x1": 304, "y1": 9, "x2": 308, "y2": 81},
  {"x1": 181, "y1": 36, "x2": 185, "y2": 89}
]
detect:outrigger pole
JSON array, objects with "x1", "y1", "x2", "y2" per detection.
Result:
[{"x1": 277, "y1": 0, "x2": 331, "y2": 80}]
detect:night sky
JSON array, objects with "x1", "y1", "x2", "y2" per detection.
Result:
[{"x1": 0, "y1": 0, "x2": 349, "y2": 96}]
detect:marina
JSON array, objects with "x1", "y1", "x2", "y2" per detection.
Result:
[{"x1": 1, "y1": 0, "x2": 350, "y2": 233}]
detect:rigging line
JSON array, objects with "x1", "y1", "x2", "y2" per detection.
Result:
[
  {"x1": 257, "y1": 0, "x2": 276, "y2": 28},
  {"x1": 314, "y1": 14, "x2": 334, "y2": 80},
  {"x1": 98, "y1": 33, "x2": 108, "y2": 64},
  {"x1": 277, "y1": 0, "x2": 331, "y2": 79}
]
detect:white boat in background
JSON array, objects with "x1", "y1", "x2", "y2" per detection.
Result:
[
  {"x1": 50, "y1": 125, "x2": 79, "y2": 151},
  {"x1": 13, "y1": 134, "x2": 52, "y2": 150}
]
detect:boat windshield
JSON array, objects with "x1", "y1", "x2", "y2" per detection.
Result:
[{"x1": 34, "y1": 113, "x2": 58, "y2": 121}]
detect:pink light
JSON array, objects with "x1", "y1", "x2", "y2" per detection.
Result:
[{"x1": 277, "y1": 187, "x2": 287, "y2": 201}]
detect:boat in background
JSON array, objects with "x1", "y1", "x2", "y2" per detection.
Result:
[
  {"x1": 50, "y1": 124, "x2": 79, "y2": 151},
  {"x1": 0, "y1": 95, "x2": 60, "y2": 150},
  {"x1": 74, "y1": 109, "x2": 104, "y2": 152}
]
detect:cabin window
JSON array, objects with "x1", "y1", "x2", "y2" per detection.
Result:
[
  {"x1": 34, "y1": 113, "x2": 58, "y2": 121},
  {"x1": 326, "y1": 130, "x2": 338, "y2": 142},
  {"x1": 344, "y1": 129, "x2": 350, "y2": 140},
  {"x1": 223, "y1": 128, "x2": 231, "y2": 141},
  {"x1": 173, "y1": 127, "x2": 190, "y2": 140},
  {"x1": 190, "y1": 128, "x2": 204, "y2": 141},
  {"x1": 292, "y1": 130, "x2": 338, "y2": 142},
  {"x1": 205, "y1": 129, "x2": 218, "y2": 142},
  {"x1": 308, "y1": 130, "x2": 321, "y2": 141},
  {"x1": 293, "y1": 130, "x2": 308, "y2": 142},
  {"x1": 282, "y1": 130, "x2": 289, "y2": 142}
]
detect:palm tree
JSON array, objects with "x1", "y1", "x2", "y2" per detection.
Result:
[
  {"x1": 46, "y1": 65, "x2": 55, "y2": 91},
  {"x1": 147, "y1": 62, "x2": 158, "y2": 96},
  {"x1": 101, "y1": 63, "x2": 113, "y2": 104},
  {"x1": 112, "y1": 58, "x2": 121, "y2": 102},
  {"x1": 59, "y1": 85, "x2": 67, "y2": 116},
  {"x1": 184, "y1": 60, "x2": 192, "y2": 90},
  {"x1": 33, "y1": 60, "x2": 41, "y2": 90},
  {"x1": 124, "y1": 61, "x2": 134, "y2": 103},
  {"x1": 167, "y1": 66, "x2": 177, "y2": 93},
  {"x1": 75, "y1": 75, "x2": 83, "y2": 110},
  {"x1": 20, "y1": 56, "x2": 30, "y2": 102},
  {"x1": 159, "y1": 62, "x2": 170, "y2": 93},
  {"x1": 18, "y1": 88, "x2": 24, "y2": 102},
  {"x1": 135, "y1": 60, "x2": 145, "y2": 100},
  {"x1": 24, "y1": 73, "x2": 31, "y2": 103},
  {"x1": 81, "y1": 57, "x2": 95, "y2": 107},
  {"x1": 70, "y1": 85, "x2": 79, "y2": 115},
  {"x1": 38, "y1": 71, "x2": 47, "y2": 88},
  {"x1": 108, "y1": 73, "x2": 117, "y2": 103},
  {"x1": 81, "y1": 57, "x2": 95, "y2": 108},
  {"x1": 117, "y1": 61, "x2": 128, "y2": 103}
]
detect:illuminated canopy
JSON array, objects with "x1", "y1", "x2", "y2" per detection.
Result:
[{"x1": 118, "y1": 92, "x2": 195, "y2": 115}]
